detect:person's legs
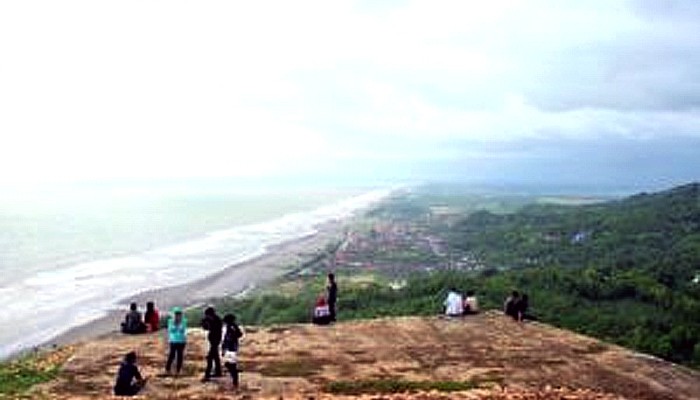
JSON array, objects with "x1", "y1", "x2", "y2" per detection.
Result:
[
  {"x1": 328, "y1": 301, "x2": 336, "y2": 321},
  {"x1": 212, "y1": 342, "x2": 222, "y2": 376},
  {"x1": 204, "y1": 343, "x2": 213, "y2": 379},
  {"x1": 175, "y1": 343, "x2": 185, "y2": 374},
  {"x1": 225, "y1": 362, "x2": 239, "y2": 387},
  {"x1": 166, "y1": 343, "x2": 177, "y2": 373},
  {"x1": 204, "y1": 342, "x2": 222, "y2": 379}
]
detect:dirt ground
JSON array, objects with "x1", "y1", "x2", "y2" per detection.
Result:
[{"x1": 32, "y1": 312, "x2": 700, "y2": 399}]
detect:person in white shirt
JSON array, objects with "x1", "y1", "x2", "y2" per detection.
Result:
[{"x1": 443, "y1": 288, "x2": 464, "y2": 316}]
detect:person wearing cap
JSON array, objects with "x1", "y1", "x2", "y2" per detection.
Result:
[{"x1": 165, "y1": 307, "x2": 187, "y2": 375}]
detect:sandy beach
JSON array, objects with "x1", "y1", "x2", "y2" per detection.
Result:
[{"x1": 48, "y1": 220, "x2": 348, "y2": 349}]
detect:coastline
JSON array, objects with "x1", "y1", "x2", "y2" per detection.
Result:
[{"x1": 45, "y1": 219, "x2": 348, "y2": 350}]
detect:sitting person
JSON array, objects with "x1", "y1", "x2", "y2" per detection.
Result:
[
  {"x1": 463, "y1": 290, "x2": 479, "y2": 315},
  {"x1": 312, "y1": 295, "x2": 332, "y2": 325},
  {"x1": 443, "y1": 288, "x2": 464, "y2": 317},
  {"x1": 121, "y1": 302, "x2": 147, "y2": 334},
  {"x1": 114, "y1": 351, "x2": 147, "y2": 396},
  {"x1": 144, "y1": 301, "x2": 160, "y2": 332},
  {"x1": 504, "y1": 291, "x2": 520, "y2": 320}
]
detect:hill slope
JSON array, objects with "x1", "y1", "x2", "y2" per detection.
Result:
[{"x1": 32, "y1": 313, "x2": 700, "y2": 399}]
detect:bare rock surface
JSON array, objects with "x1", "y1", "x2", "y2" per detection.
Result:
[{"x1": 34, "y1": 312, "x2": 700, "y2": 399}]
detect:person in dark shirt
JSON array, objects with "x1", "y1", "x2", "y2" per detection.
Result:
[
  {"x1": 222, "y1": 313, "x2": 244, "y2": 388},
  {"x1": 114, "y1": 351, "x2": 146, "y2": 396},
  {"x1": 200, "y1": 306, "x2": 223, "y2": 381},
  {"x1": 121, "y1": 303, "x2": 147, "y2": 334},
  {"x1": 327, "y1": 273, "x2": 338, "y2": 322}
]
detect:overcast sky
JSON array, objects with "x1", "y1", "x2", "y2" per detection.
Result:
[{"x1": 1, "y1": 0, "x2": 698, "y2": 190}]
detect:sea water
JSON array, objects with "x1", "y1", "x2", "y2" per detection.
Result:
[{"x1": 0, "y1": 182, "x2": 391, "y2": 359}]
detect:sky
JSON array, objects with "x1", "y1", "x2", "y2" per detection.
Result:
[{"x1": 1, "y1": 0, "x2": 699, "y2": 190}]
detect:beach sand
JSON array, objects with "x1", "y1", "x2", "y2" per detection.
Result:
[{"x1": 48, "y1": 220, "x2": 347, "y2": 349}]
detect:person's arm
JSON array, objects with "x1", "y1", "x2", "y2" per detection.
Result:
[{"x1": 133, "y1": 365, "x2": 143, "y2": 383}]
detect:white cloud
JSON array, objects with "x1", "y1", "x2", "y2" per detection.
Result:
[{"x1": 0, "y1": 0, "x2": 698, "y2": 184}]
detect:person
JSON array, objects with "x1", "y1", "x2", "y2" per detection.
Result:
[
  {"x1": 443, "y1": 288, "x2": 464, "y2": 316},
  {"x1": 121, "y1": 303, "x2": 147, "y2": 334},
  {"x1": 463, "y1": 290, "x2": 479, "y2": 315},
  {"x1": 144, "y1": 301, "x2": 160, "y2": 332},
  {"x1": 166, "y1": 307, "x2": 187, "y2": 376},
  {"x1": 114, "y1": 351, "x2": 147, "y2": 396},
  {"x1": 222, "y1": 313, "x2": 244, "y2": 388},
  {"x1": 200, "y1": 306, "x2": 223, "y2": 381},
  {"x1": 504, "y1": 291, "x2": 520, "y2": 320},
  {"x1": 311, "y1": 295, "x2": 332, "y2": 325},
  {"x1": 327, "y1": 273, "x2": 338, "y2": 321}
]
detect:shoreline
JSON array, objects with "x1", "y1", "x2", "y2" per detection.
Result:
[{"x1": 43, "y1": 219, "x2": 349, "y2": 352}]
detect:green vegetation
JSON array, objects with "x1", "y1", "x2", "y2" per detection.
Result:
[
  {"x1": 205, "y1": 183, "x2": 700, "y2": 369},
  {"x1": 0, "y1": 353, "x2": 62, "y2": 397},
  {"x1": 326, "y1": 379, "x2": 479, "y2": 395}
]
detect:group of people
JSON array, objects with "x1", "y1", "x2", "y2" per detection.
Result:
[
  {"x1": 443, "y1": 288, "x2": 532, "y2": 322},
  {"x1": 120, "y1": 301, "x2": 160, "y2": 334},
  {"x1": 115, "y1": 274, "x2": 340, "y2": 396},
  {"x1": 443, "y1": 288, "x2": 480, "y2": 316},
  {"x1": 114, "y1": 304, "x2": 243, "y2": 396}
]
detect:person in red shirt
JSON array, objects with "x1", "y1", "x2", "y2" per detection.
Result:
[{"x1": 144, "y1": 301, "x2": 160, "y2": 332}]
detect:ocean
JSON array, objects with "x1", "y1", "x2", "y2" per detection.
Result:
[{"x1": 0, "y1": 182, "x2": 390, "y2": 359}]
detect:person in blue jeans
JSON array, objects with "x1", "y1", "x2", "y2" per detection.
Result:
[{"x1": 166, "y1": 307, "x2": 187, "y2": 375}]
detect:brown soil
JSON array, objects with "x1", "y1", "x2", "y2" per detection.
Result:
[{"x1": 32, "y1": 312, "x2": 700, "y2": 399}]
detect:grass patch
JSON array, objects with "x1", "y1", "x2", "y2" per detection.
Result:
[
  {"x1": 325, "y1": 379, "x2": 478, "y2": 395},
  {"x1": 0, "y1": 351, "x2": 67, "y2": 397},
  {"x1": 258, "y1": 360, "x2": 323, "y2": 377}
]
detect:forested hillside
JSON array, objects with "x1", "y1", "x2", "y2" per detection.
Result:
[{"x1": 447, "y1": 182, "x2": 700, "y2": 366}]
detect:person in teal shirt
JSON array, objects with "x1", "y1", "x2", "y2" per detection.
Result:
[{"x1": 166, "y1": 307, "x2": 187, "y2": 375}]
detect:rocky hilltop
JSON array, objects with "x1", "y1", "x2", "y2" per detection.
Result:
[{"x1": 31, "y1": 312, "x2": 700, "y2": 399}]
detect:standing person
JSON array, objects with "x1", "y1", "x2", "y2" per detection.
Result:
[
  {"x1": 222, "y1": 313, "x2": 244, "y2": 389},
  {"x1": 113, "y1": 351, "x2": 147, "y2": 396},
  {"x1": 144, "y1": 301, "x2": 160, "y2": 332},
  {"x1": 200, "y1": 306, "x2": 223, "y2": 381},
  {"x1": 327, "y1": 273, "x2": 338, "y2": 322},
  {"x1": 166, "y1": 307, "x2": 187, "y2": 376}
]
